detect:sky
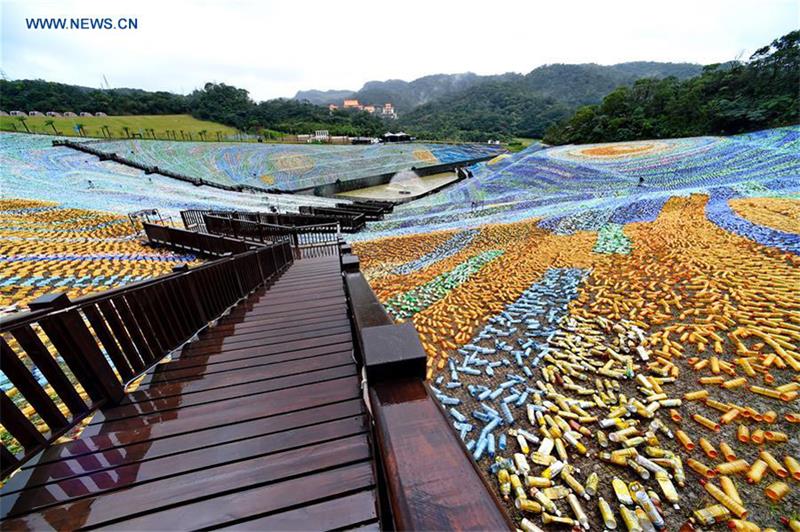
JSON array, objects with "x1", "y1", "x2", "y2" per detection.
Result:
[{"x1": 1, "y1": 0, "x2": 798, "y2": 101}]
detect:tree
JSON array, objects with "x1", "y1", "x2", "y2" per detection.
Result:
[
  {"x1": 75, "y1": 123, "x2": 86, "y2": 137},
  {"x1": 16, "y1": 116, "x2": 30, "y2": 133},
  {"x1": 544, "y1": 30, "x2": 799, "y2": 144},
  {"x1": 43, "y1": 119, "x2": 59, "y2": 135},
  {"x1": 122, "y1": 126, "x2": 131, "y2": 138}
]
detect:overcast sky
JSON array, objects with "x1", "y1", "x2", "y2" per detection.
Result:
[{"x1": 1, "y1": 0, "x2": 797, "y2": 101}]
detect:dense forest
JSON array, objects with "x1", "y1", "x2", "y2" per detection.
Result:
[
  {"x1": 543, "y1": 31, "x2": 800, "y2": 144},
  {"x1": 0, "y1": 80, "x2": 385, "y2": 137},
  {"x1": 295, "y1": 63, "x2": 702, "y2": 113},
  {"x1": 391, "y1": 63, "x2": 704, "y2": 140}
]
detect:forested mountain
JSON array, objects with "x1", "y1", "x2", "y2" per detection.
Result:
[
  {"x1": 544, "y1": 31, "x2": 800, "y2": 144},
  {"x1": 293, "y1": 63, "x2": 702, "y2": 120},
  {"x1": 394, "y1": 62, "x2": 703, "y2": 140}
]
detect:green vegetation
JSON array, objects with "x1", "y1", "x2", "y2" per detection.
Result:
[
  {"x1": 394, "y1": 63, "x2": 703, "y2": 141},
  {"x1": 0, "y1": 114, "x2": 239, "y2": 140},
  {"x1": 1, "y1": 80, "x2": 387, "y2": 139},
  {"x1": 190, "y1": 82, "x2": 385, "y2": 136},
  {"x1": 505, "y1": 138, "x2": 538, "y2": 152},
  {"x1": 543, "y1": 31, "x2": 800, "y2": 145}
]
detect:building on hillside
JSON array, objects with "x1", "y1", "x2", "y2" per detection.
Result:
[
  {"x1": 328, "y1": 104, "x2": 338, "y2": 111},
  {"x1": 64, "y1": 111, "x2": 77, "y2": 117},
  {"x1": 95, "y1": 112, "x2": 108, "y2": 117},
  {"x1": 79, "y1": 112, "x2": 93, "y2": 117},
  {"x1": 313, "y1": 130, "x2": 330, "y2": 141},
  {"x1": 380, "y1": 103, "x2": 397, "y2": 119},
  {"x1": 335, "y1": 99, "x2": 397, "y2": 117},
  {"x1": 9, "y1": 111, "x2": 27, "y2": 116},
  {"x1": 29, "y1": 111, "x2": 44, "y2": 116}
]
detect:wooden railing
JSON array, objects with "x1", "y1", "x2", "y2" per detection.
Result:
[
  {"x1": 0, "y1": 241, "x2": 292, "y2": 479},
  {"x1": 339, "y1": 250, "x2": 513, "y2": 531},
  {"x1": 182, "y1": 209, "x2": 364, "y2": 233},
  {"x1": 299, "y1": 206, "x2": 369, "y2": 228},
  {"x1": 204, "y1": 215, "x2": 340, "y2": 259},
  {"x1": 143, "y1": 223, "x2": 257, "y2": 257},
  {"x1": 335, "y1": 202, "x2": 387, "y2": 220}
]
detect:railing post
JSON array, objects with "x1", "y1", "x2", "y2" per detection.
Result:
[
  {"x1": 30, "y1": 293, "x2": 124, "y2": 404},
  {"x1": 227, "y1": 253, "x2": 246, "y2": 297},
  {"x1": 177, "y1": 264, "x2": 209, "y2": 324}
]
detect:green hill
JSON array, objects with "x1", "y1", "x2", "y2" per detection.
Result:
[{"x1": 0, "y1": 114, "x2": 240, "y2": 140}]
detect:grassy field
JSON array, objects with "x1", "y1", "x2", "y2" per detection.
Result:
[
  {"x1": 504, "y1": 137, "x2": 539, "y2": 152},
  {"x1": 0, "y1": 114, "x2": 240, "y2": 141}
]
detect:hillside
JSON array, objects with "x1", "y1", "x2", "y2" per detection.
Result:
[
  {"x1": 292, "y1": 62, "x2": 702, "y2": 141},
  {"x1": 293, "y1": 62, "x2": 702, "y2": 123},
  {"x1": 545, "y1": 31, "x2": 800, "y2": 144},
  {"x1": 0, "y1": 114, "x2": 239, "y2": 140},
  {"x1": 395, "y1": 62, "x2": 703, "y2": 140}
]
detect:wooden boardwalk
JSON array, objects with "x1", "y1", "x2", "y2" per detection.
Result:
[{"x1": 1, "y1": 255, "x2": 380, "y2": 530}]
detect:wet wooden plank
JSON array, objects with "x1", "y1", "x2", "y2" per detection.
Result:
[
  {"x1": 2, "y1": 438, "x2": 372, "y2": 530},
  {"x1": 97, "y1": 355, "x2": 355, "y2": 421},
  {"x1": 142, "y1": 342, "x2": 353, "y2": 384},
  {"x1": 1, "y1": 417, "x2": 368, "y2": 517},
  {"x1": 15, "y1": 399, "x2": 364, "y2": 473},
  {"x1": 236, "y1": 302, "x2": 347, "y2": 323},
  {"x1": 185, "y1": 318, "x2": 351, "y2": 348},
  {"x1": 203, "y1": 311, "x2": 348, "y2": 336},
  {"x1": 170, "y1": 332, "x2": 353, "y2": 361},
  {"x1": 123, "y1": 357, "x2": 355, "y2": 404},
  {"x1": 216, "y1": 489, "x2": 379, "y2": 531},
  {"x1": 179, "y1": 326, "x2": 352, "y2": 356},
  {"x1": 82, "y1": 375, "x2": 360, "y2": 436},
  {"x1": 104, "y1": 460, "x2": 376, "y2": 531}
]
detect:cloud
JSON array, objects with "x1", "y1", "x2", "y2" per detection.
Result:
[{"x1": 1, "y1": 0, "x2": 797, "y2": 100}]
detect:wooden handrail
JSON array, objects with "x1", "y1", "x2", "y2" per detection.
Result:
[
  {"x1": 0, "y1": 241, "x2": 293, "y2": 479},
  {"x1": 204, "y1": 215, "x2": 342, "y2": 260},
  {"x1": 143, "y1": 223, "x2": 257, "y2": 257},
  {"x1": 339, "y1": 252, "x2": 513, "y2": 531},
  {"x1": 183, "y1": 209, "x2": 364, "y2": 233}
]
